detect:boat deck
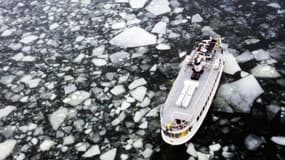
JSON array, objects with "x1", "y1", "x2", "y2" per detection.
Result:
[{"x1": 160, "y1": 48, "x2": 223, "y2": 127}]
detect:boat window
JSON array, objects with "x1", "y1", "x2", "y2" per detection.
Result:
[{"x1": 175, "y1": 119, "x2": 181, "y2": 124}]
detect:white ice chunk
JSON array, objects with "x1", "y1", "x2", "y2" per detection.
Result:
[
  {"x1": 0, "y1": 75, "x2": 15, "y2": 85},
  {"x1": 20, "y1": 35, "x2": 38, "y2": 44},
  {"x1": 223, "y1": 51, "x2": 241, "y2": 75},
  {"x1": 49, "y1": 23, "x2": 59, "y2": 30},
  {"x1": 22, "y1": 55, "x2": 36, "y2": 62},
  {"x1": 130, "y1": 86, "x2": 147, "y2": 101},
  {"x1": 1, "y1": 28, "x2": 15, "y2": 37},
  {"x1": 64, "y1": 84, "x2": 77, "y2": 95},
  {"x1": 138, "y1": 97, "x2": 151, "y2": 107},
  {"x1": 63, "y1": 90, "x2": 90, "y2": 106},
  {"x1": 20, "y1": 76, "x2": 41, "y2": 88},
  {"x1": 110, "y1": 27, "x2": 157, "y2": 48},
  {"x1": 92, "y1": 45, "x2": 105, "y2": 56},
  {"x1": 156, "y1": 43, "x2": 171, "y2": 50},
  {"x1": 244, "y1": 38, "x2": 260, "y2": 45},
  {"x1": 129, "y1": 0, "x2": 148, "y2": 9},
  {"x1": 197, "y1": 151, "x2": 210, "y2": 160},
  {"x1": 49, "y1": 107, "x2": 68, "y2": 130},
  {"x1": 271, "y1": 136, "x2": 285, "y2": 146},
  {"x1": 11, "y1": 53, "x2": 24, "y2": 61},
  {"x1": 139, "y1": 120, "x2": 148, "y2": 129},
  {"x1": 111, "y1": 22, "x2": 126, "y2": 29},
  {"x1": 0, "y1": 139, "x2": 17, "y2": 160},
  {"x1": 63, "y1": 135, "x2": 75, "y2": 145},
  {"x1": 146, "y1": 0, "x2": 171, "y2": 16},
  {"x1": 267, "y1": 2, "x2": 281, "y2": 9},
  {"x1": 133, "y1": 108, "x2": 149, "y2": 122},
  {"x1": 92, "y1": 58, "x2": 107, "y2": 67},
  {"x1": 120, "y1": 101, "x2": 131, "y2": 110},
  {"x1": 128, "y1": 78, "x2": 147, "y2": 90},
  {"x1": 81, "y1": 0, "x2": 91, "y2": 5},
  {"x1": 201, "y1": 26, "x2": 220, "y2": 38},
  {"x1": 75, "y1": 143, "x2": 89, "y2": 152},
  {"x1": 236, "y1": 50, "x2": 254, "y2": 63},
  {"x1": 146, "y1": 106, "x2": 159, "y2": 117},
  {"x1": 110, "y1": 85, "x2": 126, "y2": 96},
  {"x1": 217, "y1": 75, "x2": 264, "y2": 113},
  {"x1": 209, "y1": 143, "x2": 221, "y2": 152},
  {"x1": 40, "y1": 140, "x2": 56, "y2": 151},
  {"x1": 252, "y1": 49, "x2": 270, "y2": 61},
  {"x1": 115, "y1": 0, "x2": 128, "y2": 3},
  {"x1": 186, "y1": 143, "x2": 197, "y2": 157},
  {"x1": 75, "y1": 36, "x2": 85, "y2": 42},
  {"x1": 82, "y1": 145, "x2": 101, "y2": 158},
  {"x1": 191, "y1": 14, "x2": 203, "y2": 23},
  {"x1": 74, "y1": 53, "x2": 85, "y2": 63},
  {"x1": 0, "y1": 105, "x2": 16, "y2": 119},
  {"x1": 250, "y1": 64, "x2": 280, "y2": 78},
  {"x1": 109, "y1": 51, "x2": 130, "y2": 64},
  {"x1": 142, "y1": 148, "x2": 153, "y2": 158},
  {"x1": 100, "y1": 148, "x2": 117, "y2": 160},
  {"x1": 133, "y1": 138, "x2": 143, "y2": 148},
  {"x1": 152, "y1": 21, "x2": 167, "y2": 34}
]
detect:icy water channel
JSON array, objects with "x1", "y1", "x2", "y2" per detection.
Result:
[{"x1": 0, "y1": 0, "x2": 284, "y2": 160}]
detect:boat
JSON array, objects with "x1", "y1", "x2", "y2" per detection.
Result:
[{"x1": 160, "y1": 37, "x2": 224, "y2": 145}]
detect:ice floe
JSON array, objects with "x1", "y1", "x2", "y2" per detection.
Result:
[
  {"x1": 128, "y1": 78, "x2": 147, "y2": 90},
  {"x1": 49, "y1": 23, "x2": 59, "y2": 30},
  {"x1": 92, "y1": 58, "x2": 107, "y2": 67},
  {"x1": 20, "y1": 35, "x2": 38, "y2": 44},
  {"x1": 146, "y1": 0, "x2": 171, "y2": 16},
  {"x1": 236, "y1": 50, "x2": 254, "y2": 63},
  {"x1": 0, "y1": 139, "x2": 17, "y2": 160},
  {"x1": 100, "y1": 148, "x2": 117, "y2": 160},
  {"x1": 133, "y1": 138, "x2": 143, "y2": 148},
  {"x1": 64, "y1": 84, "x2": 77, "y2": 95},
  {"x1": 82, "y1": 145, "x2": 101, "y2": 158},
  {"x1": 267, "y1": 2, "x2": 281, "y2": 9},
  {"x1": 271, "y1": 136, "x2": 285, "y2": 146},
  {"x1": 244, "y1": 134, "x2": 264, "y2": 151},
  {"x1": 110, "y1": 85, "x2": 126, "y2": 96},
  {"x1": 63, "y1": 135, "x2": 75, "y2": 145},
  {"x1": 186, "y1": 143, "x2": 197, "y2": 157},
  {"x1": 133, "y1": 108, "x2": 149, "y2": 122},
  {"x1": 109, "y1": 51, "x2": 130, "y2": 64},
  {"x1": 252, "y1": 49, "x2": 271, "y2": 61},
  {"x1": 92, "y1": 45, "x2": 105, "y2": 56},
  {"x1": 156, "y1": 43, "x2": 171, "y2": 50},
  {"x1": 191, "y1": 14, "x2": 203, "y2": 23},
  {"x1": 266, "y1": 104, "x2": 280, "y2": 120},
  {"x1": 1, "y1": 28, "x2": 15, "y2": 37},
  {"x1": 49, "y1": 107, "x2": 68, "y2": 130},
  {"x1": 0, "y1": 105, "x2": 16, "y2": 119},
  {"x1": 223, "y1": 51, "x2": 241, "y2": 75},
  {"x1": 250, "y1": 64, "x2": 280, "y2": 78},
  {"x1": 244, "y1": 38, "x2": 260, "y2": 45},
  {"x1": 217, "y1": 75, "x2": 264, "y2": 113},
  {"x1": 40, "y1": 140, "x2": 56, "y2": 151},
  {"x1": 142, "y1": 147, "x2": 153, "y2": 158},
  {"x1": 152, "y1": 21, "x2": 167, "y2": 34},
  {"x1": 130, "y1": 86, "x2": 147, "y2": 101},
  {"x1": 63, "y1": 90, "x2": 90, "y2": 106},
  {"x1": 111, "y1": 22, "x2": 126, "y2": 29},
  {"x1": 129, "y1": 0, "x2": 148, "y2": 9},
  {"x1": 110, "y1": 27, "x2": 157, "y2": 48}
]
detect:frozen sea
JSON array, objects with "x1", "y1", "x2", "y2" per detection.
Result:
[{"x1": 0, "y1": 0, "x2": 284, "y2": 159}]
